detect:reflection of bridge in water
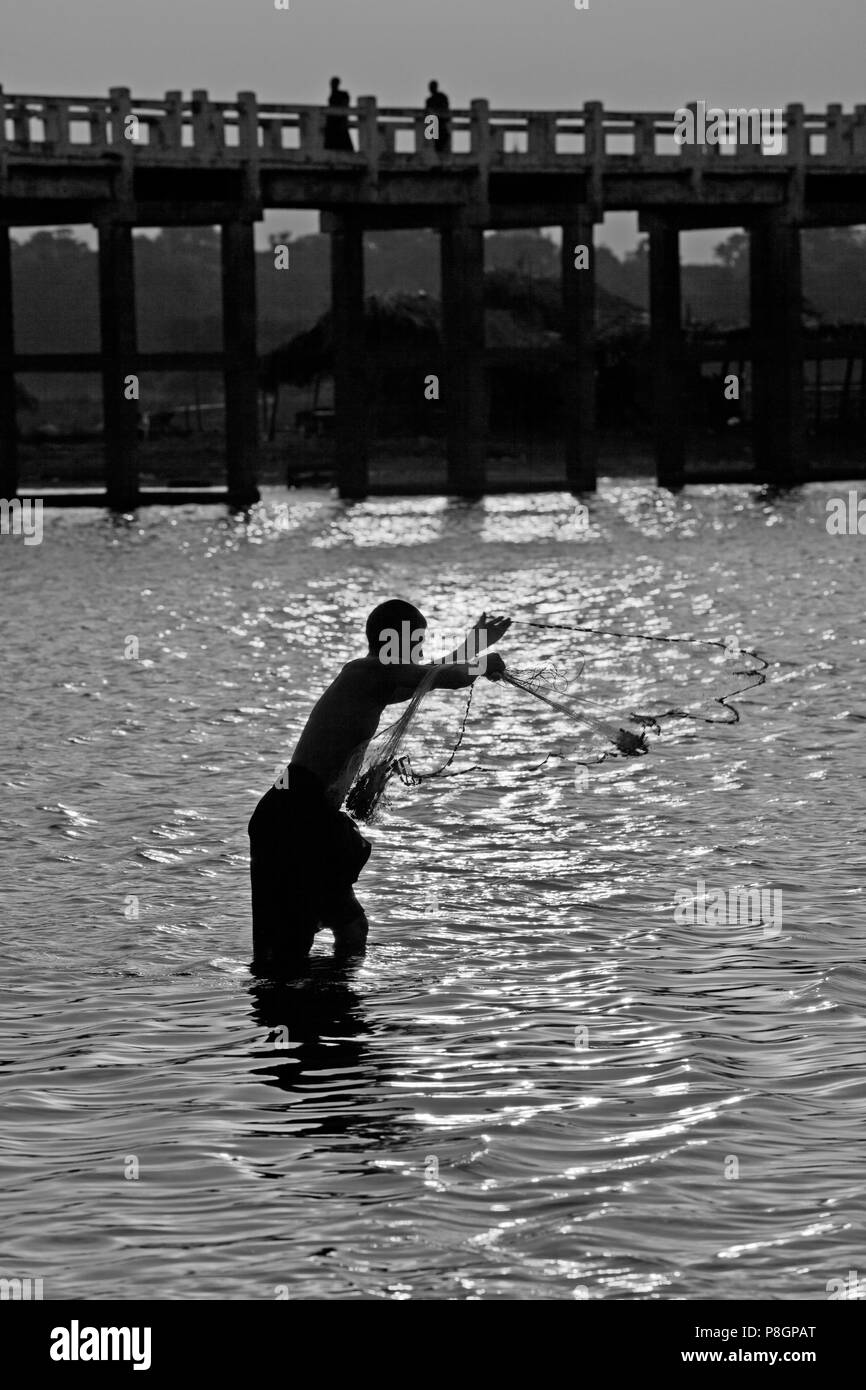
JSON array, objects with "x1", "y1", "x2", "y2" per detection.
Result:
[{"x1": 2, "y1": 88, "x2": 866, "y2": 506}]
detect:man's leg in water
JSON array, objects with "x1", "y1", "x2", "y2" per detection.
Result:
[
  {"x1": 249, "y1": 841, "x2": 366, "y2": 965},
  {"x1": 250, "y1": 847, "x2": 319, "y2": 970},
  {"x1": 249, "y1": 785, "x2": 371, "y2": 965},
  {"x1": 249, "y1": 789, "x2": 321, "y2": 970},
  {"x1": 320, "y1": 806, "x2": 371, "y2": 952},
  {"x1": 319, "y1": 886, "x2": 369, "y2": 953}
]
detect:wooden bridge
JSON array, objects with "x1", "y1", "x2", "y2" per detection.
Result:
[{"x1": 2, "y1": 87, "x2": 866, "y2": 506}]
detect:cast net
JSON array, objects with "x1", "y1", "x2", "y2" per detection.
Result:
[{"x1": 345, "y1": 619, "x2": 769, "y2": 822}]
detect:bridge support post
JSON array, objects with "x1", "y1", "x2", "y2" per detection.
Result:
[
  {"x1": 329, "y1": 215, "x2": 368, "y2": 499},
  {"x1": 440, "y1": 224, "x2": 486, "y2": 496},
  {"x1": 647, "y1": 216, "x2": 685, "y2": 488},
  {"x1": 221, "y1": 219, "x2": 260, "y2": 507},
  {"x1": 749, "y1": 212, "x2": 806, "y2": 483},
  {"x1": 561, "y1": 212, "x2": 597, "y2": 491},
  {"x1": 0, "y1": 226, "x2": 18, "y2": 500},
  {"x1": 98, "y1": 221, "x2": 139, "y2": 510}
]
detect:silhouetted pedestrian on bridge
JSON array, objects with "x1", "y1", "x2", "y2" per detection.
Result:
[
  {"x1": 425, "y1": 80, "x2": 450, "y2": 154},
  {"x1": 324, "y1": 77, "x2": 354, "y2": 152}
]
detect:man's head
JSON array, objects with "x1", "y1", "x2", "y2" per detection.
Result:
[
  {"x1": 429, "y1": 80, "x2": 438, "y2": 94},
  {"x1": 330, "y1": 76, "x2": 341, "y2": 91},
  {"x1": 366, "y1": 599, "x2": 427, "y2": 664}
]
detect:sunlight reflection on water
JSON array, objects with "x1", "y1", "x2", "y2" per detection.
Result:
[{"x1": 1, "y1": 481, "x2": 864, "y2": 1300}]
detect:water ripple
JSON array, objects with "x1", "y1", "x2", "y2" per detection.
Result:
[{"x1": 1, "y1": 482, "x2": 863, "y2": 1300}]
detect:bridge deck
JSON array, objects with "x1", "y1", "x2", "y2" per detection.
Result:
[
  {"x1": 2, "y1": 91, "x2": 866, "y2": 224},
  {"x1": 3, "y1": 89, "x2": 866, "y2": 504}
]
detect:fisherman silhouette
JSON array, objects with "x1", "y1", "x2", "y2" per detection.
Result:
[
  {"x1": 425, "y1": 80, "x2": 450, "y2": 154},
  {"x1": 324, "y1": 76, "x2": 354, "y2": 152}
]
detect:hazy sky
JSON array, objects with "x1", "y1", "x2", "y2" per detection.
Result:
[
  {"x1": 6, "y1": 0, "x2": 865, "y2": 258},
  {"x1": 7, "y1": 0, "x2": 864, "y2": 109}
]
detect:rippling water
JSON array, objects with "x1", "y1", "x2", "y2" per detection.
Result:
[{"x1": 1, "y1": 483, "x2": 864, "y2": 1301}]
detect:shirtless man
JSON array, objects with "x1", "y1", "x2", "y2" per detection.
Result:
[{"x1": 248, "y1": 599, "x2": 509, "y2": 972}]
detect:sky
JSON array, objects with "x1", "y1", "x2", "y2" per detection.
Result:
[{"x1": 5, "y1": 0, "x2": 866, "y2": 259}]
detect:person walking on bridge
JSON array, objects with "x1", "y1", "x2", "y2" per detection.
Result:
[
  {"x1": 425, "y1": 80, "x2": 451, "y2": 154},
  {"x1": 324, "y1": 76, "x2": 354, "y2": 152}
]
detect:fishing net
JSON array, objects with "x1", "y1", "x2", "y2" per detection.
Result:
[
  {"x1": 345, "y1": 620, "x2": 769, "y2": 821},
  {"x1": 518, "y1": 619, "x2": 769, "y2": 742},
  {"x1": 345, "y1": 665, "x2": 441, "y2": 822},
  {"x1": 500, "y1": 667, "x2": 650, "y2": 756}
]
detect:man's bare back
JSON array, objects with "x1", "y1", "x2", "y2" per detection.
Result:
[
  {"x1": 290, "y1": 650, "x2": 491, "y2": 807},
  {"x1": 291, "y1": 658, "x2": 410, "y2": 807}
]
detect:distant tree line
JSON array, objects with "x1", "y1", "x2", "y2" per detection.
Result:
[
  {"x1": 10, "y1": 224, "x2": 866, "y2": 436},
  {"x1": 12, "y1": 223, "x2": 866, "y2": 360}
]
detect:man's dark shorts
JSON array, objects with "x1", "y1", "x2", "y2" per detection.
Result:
[{"x1": 248, "y1": 764, "x2": 372, "y2": 969}]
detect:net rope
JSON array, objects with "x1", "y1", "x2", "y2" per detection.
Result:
[{"x1": 344, "y1": 664, "x2": 442, "y2": 821}]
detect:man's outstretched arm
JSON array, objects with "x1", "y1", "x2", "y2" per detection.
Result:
[{"x1": 372, "y1": 654, "x2": 505, "y2": 691}]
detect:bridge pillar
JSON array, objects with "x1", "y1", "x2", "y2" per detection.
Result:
[
  {"x1": 749, "y1": 212, "x2": 806, "y2": 483},
  {"x1": 647, "y1": 216, "x2": 685, "y2": 487},
  {"x1": 98, "y1": 221, "x2": 139, "y2": 510},
  {"x1": 0, "y1": 226, "x2": 17, "y2": 500},
  {"x1": 561, "y1": 212, "x2": 597, "y2": 491},
  {"x1": 329, "y1": 215, "x2": 368, "y2": 499},
  {"x1": 440, "y1": 224, "x2": 486, "y2": 496},
  {"x1": 221, "y1": 219, "x2": 260, "y2": 507}
]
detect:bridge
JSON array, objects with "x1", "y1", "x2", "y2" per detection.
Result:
[{"x1": 2, "y1": 88, "x2": 866, "y2": 506}]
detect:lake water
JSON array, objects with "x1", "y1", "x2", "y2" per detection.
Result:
[{"x1": 1, "y1": 482, "x2": 864, "y2": 1301}]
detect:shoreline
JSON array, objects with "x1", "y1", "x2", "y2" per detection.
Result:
[{"x1": 14, "y1": 430, "x2": 866, "y2": 499}]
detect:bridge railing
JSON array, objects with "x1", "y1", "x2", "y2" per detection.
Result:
[{"x1": 3, "y1": 89, "x2": 866, "y2": 166}]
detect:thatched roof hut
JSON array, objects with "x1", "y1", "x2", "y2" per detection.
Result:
[
  {"x1": 260, "y1": 292, "x2": 442, "y2": 391},
  {"x1": 261, "y1": 272, "x2": 648, "y2": 389},
  {"x1": 260, "y1": 272, "x2": 650, "y2": 435}
]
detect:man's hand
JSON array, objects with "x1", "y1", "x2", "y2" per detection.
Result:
[
  {"x1": 472, "y1": 612, "x2": 511, "y2": 651},
  {"x1": 445, "y1": 612, "x2": 511, "y2": 668},
  {"x1": 483, "y1": 653, "x2": 506, "y2": 681}
]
